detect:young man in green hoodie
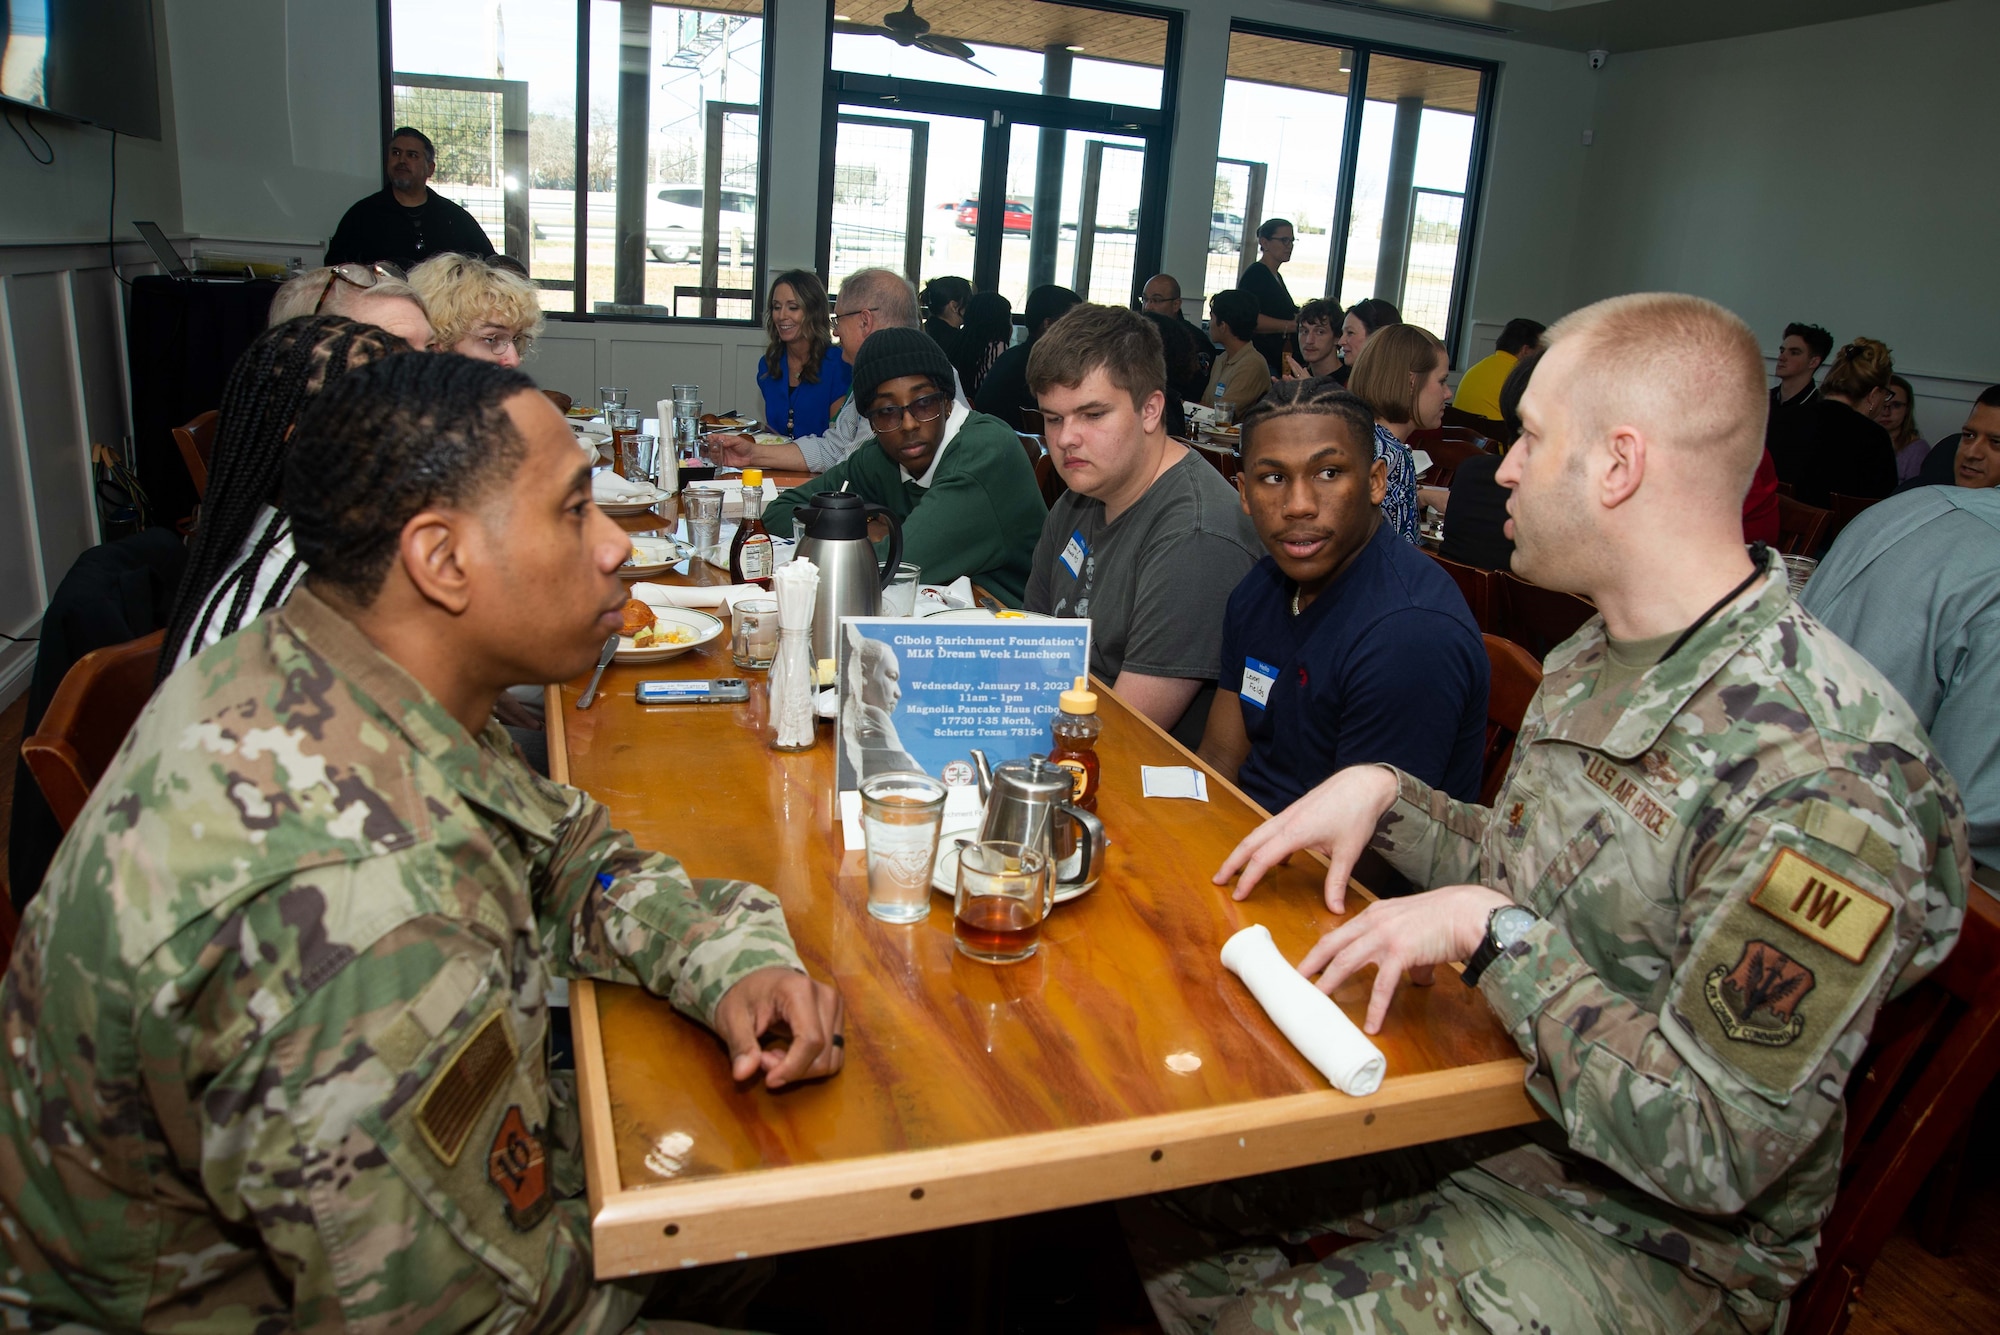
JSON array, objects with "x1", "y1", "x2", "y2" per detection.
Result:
[{"x1": 766, "y1": 326, "x2": 1048, "y2": 606}]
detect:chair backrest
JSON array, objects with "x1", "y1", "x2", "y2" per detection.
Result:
[
  {"x1": 171, "y1": 410, "x2": 219, "y2": 501},
  {"x1": 1021, "y1": 406, "x2": 1046, "y2": 436},
  {"x1": 1493, "y1": 573, "x2": 1595, "y2": 660},
  {"x1": 1033, "y1": 450, "x2": 1068, "y2": 508},
  {"x1": 1824, "y1": 492, "x2": 1878, "y2": 547},
  {"x1": 1427, "y1": 550, "x2": 1494, "y2": 632},
  {"x1": 1479, "y1": 634, "x2": 1542, "y2": 807},
  {"x1": 1787, "y1": 890, "x2": 2000, "y2": 1335},
  {"x1": 1016, "y1": 433, "x2": 1045, "y2": 468},
  {"x1": 20, "y1": 630, "x2": 166, "y2": 834},
  {"x1": 1776, "y1": 495, "x2": 1833, "y2": 557},
  {"x1": 1440, "y1": 405, "x2": 1506, "y2": 441},
  {"x1": 1406, "y1": 427, "x2": 1489, "y2": 481},
  {"x1": 1191, "y1": 439, "x2": 1240, "y2": 484}
]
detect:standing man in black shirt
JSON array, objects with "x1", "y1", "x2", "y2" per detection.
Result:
[
  {"x1": 326, "y1": 127, "x2": 495, "y2": 272},
  {"x1": 1237, "y1": 218, "x2": 1299, "y2": 376}
]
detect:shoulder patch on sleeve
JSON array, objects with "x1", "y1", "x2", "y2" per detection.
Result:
[
  {"x1": 416, "y1": 1010, "x2": 516, "y2": 1165},
  {"x1": 1750, "y1": 847, "x2": 1892, "y2": 962}
]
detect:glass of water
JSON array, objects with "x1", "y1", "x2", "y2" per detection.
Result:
[
  {"x1": 881, "y1": 562, "x2": 922, "y2": 617},
  {"x1": 599, "y1": 386, "x2": 628, "y2": 415},
  {"x1": 859, "y1": 771, "x2": 947, "y2": 924}
]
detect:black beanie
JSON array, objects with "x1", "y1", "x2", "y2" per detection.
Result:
[{"x1": 851, "y1": 326, "x2": 956, "y2": 410}]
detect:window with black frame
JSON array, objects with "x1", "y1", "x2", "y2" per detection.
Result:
[
  {"x1": 1212, "y1": 26, "x2": 1489, "y2": 354},
  {"x1": 823, "y1": 0, "x2": 1177, "y2": 310},
  {"x1": 387, "y1": 0, "x2": 768, "y2": 322}
]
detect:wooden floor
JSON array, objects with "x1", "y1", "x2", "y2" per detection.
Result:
[{"x1": 0, "y1": 682, "x2": 1992, "y2": 1331}]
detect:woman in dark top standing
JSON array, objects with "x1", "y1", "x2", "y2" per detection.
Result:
[
  {"x1": 951, "y1": 291, "x2": 1014, "y2": 396},
  {"x1": 1237, "y1": 218, "x2": 1299, "y2": 375},
  {"x1": 1768, "y1": 337, "x2": 1898, "y2": 506},
  {"x1": 921, "y1": 275, "x2": 972, "y2": 362}
]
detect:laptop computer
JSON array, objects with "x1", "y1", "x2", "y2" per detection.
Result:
[{"x1": 132, "y1": 221, "x2": 251, "y2": 281}]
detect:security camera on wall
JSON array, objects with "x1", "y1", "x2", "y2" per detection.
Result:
[{"x1": 1588, "y1": 49, "x2": 1610, "y2": 71}]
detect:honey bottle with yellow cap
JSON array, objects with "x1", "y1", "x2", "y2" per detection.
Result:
[{"x1": 1048, "y1": 676, "x2": 1101, "y2": 857}]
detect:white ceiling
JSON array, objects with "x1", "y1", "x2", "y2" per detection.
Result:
[{"x1": 1304, "y1": 0, "x2": 1949, "y2": 53}]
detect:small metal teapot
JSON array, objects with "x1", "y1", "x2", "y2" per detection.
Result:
[{"x1": 969, "y1": 750, "x2": 1107, "y2": 907}]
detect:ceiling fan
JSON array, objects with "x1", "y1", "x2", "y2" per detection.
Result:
[{"x1": 835, "y1": 2, "x2": 994, "y2": 74}]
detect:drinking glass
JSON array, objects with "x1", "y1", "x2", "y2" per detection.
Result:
[
  {"x1": 599, "y1": 386, "x2": 628, "y2": 414},
  {"x1": 881, "y1": 562, "x2": 922, "y2": 617},
  {"x1": 633, "y1": 434, "x2": 660, "y2": 484},
  {"x1": 682, "y1": 486, "x2": 724, "y2": 554},
  {"x1": 608, "y1": 408, "x2": 642, "y2": 478},
  {"x1": 731, "y1": 598, "x2": 779, "y2": 670},
  {"x1": 859, "y1": 772, "x2": 947, "y2": 924},
  {"x1": 953, "y1": 840, "x2": 1048, "y2": 963}
]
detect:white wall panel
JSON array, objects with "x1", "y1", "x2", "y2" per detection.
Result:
[
  {"x1": 6, "y1": 273, "x2": 97, "y2": 593},
  {"x1": 69, "y1": 269, "x2": 134, "y2": 460}
]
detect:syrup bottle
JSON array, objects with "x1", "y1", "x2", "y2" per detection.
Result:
[
  {"x1": 1048, "y1": 676, "x2": 1101, "y2": 859},
  {"x1": 729, "y1": 467, "x2": 775, "y2": 589}
]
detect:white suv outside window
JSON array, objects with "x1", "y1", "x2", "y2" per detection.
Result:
[{"x1": 647, "y1": 187, "x2": 758, "y2": 263}]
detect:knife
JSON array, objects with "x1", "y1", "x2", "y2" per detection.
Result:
[{"x1": 576, "y1": 634, "x2": 619, "y2": 709}]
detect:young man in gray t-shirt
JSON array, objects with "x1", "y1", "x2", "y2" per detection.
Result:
[{"x1": 1025, "y1": 304, "x2": 1263, "y2": 749}]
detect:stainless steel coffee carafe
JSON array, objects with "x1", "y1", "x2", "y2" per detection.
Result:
[{"x1": 795, "y1": 492, "x2": 904, "y2": 662}]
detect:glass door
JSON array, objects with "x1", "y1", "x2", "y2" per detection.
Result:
[{"x1": 828, "y1": 105, "x2": 992, "y2": 302}]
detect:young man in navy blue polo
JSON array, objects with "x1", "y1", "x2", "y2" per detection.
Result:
[{"x1": 1198, "y1": 380, "x2": 1489, "y2": 812}]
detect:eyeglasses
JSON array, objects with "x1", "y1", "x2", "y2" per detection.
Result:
[
  {"x1": 313, "y1": 262, "x2": 404, "y2": 315},
  {"x1": 866, "y1": 391, "x2": 950, "y2": 432},
  {"x1": 475, "y1": 330, "x2": 532, "y2": 357},
  {"x1": 833, "y1": 306, "x2": 881, "y2": 325}
]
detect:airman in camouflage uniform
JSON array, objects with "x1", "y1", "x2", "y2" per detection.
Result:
[
  {"x1": 1127, "y1": 298, "x2": 1971, "y2": 1335},
  {"x1": 0, "y1": 352, "x2": 836, "y2": 1333}
]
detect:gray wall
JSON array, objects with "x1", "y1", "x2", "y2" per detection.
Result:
[{"x1": 1572, "y1": 0, "x2": 2000, "y2": 435}]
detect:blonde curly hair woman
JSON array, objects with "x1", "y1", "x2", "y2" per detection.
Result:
[{"x1": 408, "y1": 252, "x2": 544, "y2": 366}]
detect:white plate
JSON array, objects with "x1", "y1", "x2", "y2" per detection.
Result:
[
  {"x1": 931, "y1": 840, "x2": 1097, "y2": 904},
  {"x1": 613, "y1": 607, "x2": 724, "y2": 663},
  {"x1": 621, "y1": 536, "x2": 691, "y2": 578},
  {"x1": 598, "y1": 494, "x2": 668, "y2": 516},
  {"x1": 917, "y1": 607, "x2": 1058, "y2": 622},
  {"x1": 575, "y1": 429, "x2": 611, "y2": 448}
]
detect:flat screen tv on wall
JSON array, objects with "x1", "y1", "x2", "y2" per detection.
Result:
[{"x1": 1, "y1": 0, "x2": 161, "y2": 139}]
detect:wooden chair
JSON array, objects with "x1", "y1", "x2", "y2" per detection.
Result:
[
  {"x1": 1020, "y1": 407, "x2": 1046, "y2": 436},
  {"x1": 1824, "y1": 492, "x2": 1878, "y2": 548},
  {"x1": 171, "y1": 410, "x2": 219, "y2": 501},
  {"x1": 1016, "y1": 433, "x2": 1045, "y2": 468},
  {"x1": 1441, "y1": 406, "x2": 1506, "y2": 441},
  {"x1": 1033, "y1": 451, "x2": 1068, "y2": 508},
  {"x1": 1493, "y1": 573, "x2": 1595, "y2": 660},
  {"x1": 1428, "y1": 551, "x2": 1494, "y2": 632},
  {"x1": 1776, "y1": 496, "x2": 1833, "y2": 557},
  {"x1": 1406, "y1": 426, "x2": 1487, "y2": 486},
  {"x1": 1775, "y1": 480, "x2": 1795, "y2": 499},
  {"x1": 1479, "y1": 634, "x2": 1542, "y2": 806},
  {"x1": 20, "y1": 630, "x2": 166, "y2": 834},
  {"x1": 0, "y1": 895, "x2": 18, "y2": 975},
  {"x1": 1787, "y1": 889, "x2": 2000, "y2": 1334}
]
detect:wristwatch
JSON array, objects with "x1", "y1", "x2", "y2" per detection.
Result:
[{"x1": 1462, "y1": 904, "x2": 1539, "y2": 986}]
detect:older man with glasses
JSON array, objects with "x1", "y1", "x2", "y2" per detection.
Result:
[
  {"x1": 762, "y1": 327, "x2": 1046, "y2": 605},
  {"x1": 710, "y1": 268, "x2": 970, "y2": 475},
  {"x1": 265, "y1": 261, "x2": 436, "y2": 352}
]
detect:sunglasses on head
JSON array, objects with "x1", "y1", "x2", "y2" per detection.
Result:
[{"x1": 313, "y1": 262, "x2": 405, "y2": 315}]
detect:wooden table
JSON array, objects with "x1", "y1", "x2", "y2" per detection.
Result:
[{"x1": 549, "y1": 547, "x2": 1537, "y2": 1281}]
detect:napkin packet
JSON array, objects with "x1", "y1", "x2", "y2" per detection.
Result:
[{"x1": 1220, "y1": 924, "x2": 1386, "y2": 1096}]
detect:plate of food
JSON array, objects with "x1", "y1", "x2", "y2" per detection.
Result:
[
  {"x1": 594, "y1": 477, "x2": 671, "y2": 516},
  {"x1": 613, "y1": 600, "x2": 723, "y2": 663},
  {"x1": 622, "y1": 534, "x2": 690, "y2": 579}
]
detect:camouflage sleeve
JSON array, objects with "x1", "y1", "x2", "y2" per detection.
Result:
[
  {"x1": 190, "y1": 895, "x2": 637, "y2": 1333},
  {"x1": 1369, "y1": 765, "x2": 1491, "y2": 888},
  {"x1": 1474, "y1": 769, "x2": 1965, "y2": 1216},
  {"x1": 530, "y1": 780, "x2": 805, "y2": 1028}
]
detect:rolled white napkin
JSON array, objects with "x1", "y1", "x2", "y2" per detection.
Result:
[
  {"x1": 629, "y1": 581, "x2": 765, "y2": 612},
  {"x1": 592, "y1": 472, "x2": 660, "y2": 502},
  {"x1": 1219, "y1": 923, "x2": 1386, "y2": 1096}
]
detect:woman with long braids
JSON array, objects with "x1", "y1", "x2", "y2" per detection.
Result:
[{"x1": 157, "y1": 316, "x2": 407, "y2": 678}]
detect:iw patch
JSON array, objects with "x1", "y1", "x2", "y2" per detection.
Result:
[
  {"x1": 487, "y1": 1104, "x2": 553, "y2": 1231},
  {"x1": 1704, "y1": 940, "x2": 1814, "y2": 1046},
  {"x1": 416, "y1": 1011, "x2": 516, "y2": 1166},
  {"x1": 1750, "y1": 847, "x2": 1892, "y2": 963}
]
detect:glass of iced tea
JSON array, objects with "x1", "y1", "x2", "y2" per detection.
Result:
[
  {"x1": 953, "y1": 840, "x2": 1049, "y2": 963},
  {"x1": 859, "y1": 772, "x2": 948, "y2": 924}
]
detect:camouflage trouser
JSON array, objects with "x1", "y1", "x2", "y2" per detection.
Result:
[{"x1": 1120, "y1": 1132, "x2": 1754, "y2": 1335}]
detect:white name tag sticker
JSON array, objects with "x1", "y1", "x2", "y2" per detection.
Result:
[
  {"x1": 1241, "y1": 656, "x2": 1279, "y2": 709},
  {"x1": 1059, "y1": 530, "x2": 1089, "y2": 578}
]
